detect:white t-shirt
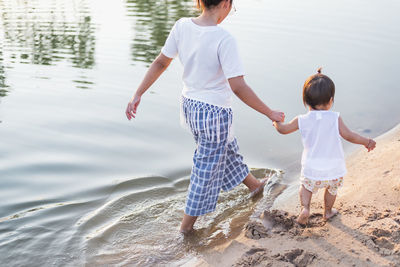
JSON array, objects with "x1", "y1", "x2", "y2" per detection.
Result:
[
  {"x1": 161, "y1": 17, "x2": 245, "y2": 107},
  {"x1": 298, "y1": 111, "x2": 347, "y2": 180}
]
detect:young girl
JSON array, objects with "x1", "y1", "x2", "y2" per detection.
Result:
[
  {"x1": 273, "y1": 68, "x2": 376, "y2": 225},
  {"x1": 125, "y1": 0, "x2": 284, "y2": 233}
]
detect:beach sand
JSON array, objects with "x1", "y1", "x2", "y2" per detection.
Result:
[{"x1": 187, "y1": 124, "x2": 400, "y2": 267}]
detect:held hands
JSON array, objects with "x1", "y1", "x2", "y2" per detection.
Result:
[
  {"x1": 125, "y1": 95, "x2": 141, "y2": 120},
  {"x1": 268, "y1": 110, "x2": 285, "y2": 123},
  {"x1": 272, "y1": 120, "x2": 284, "y2": 133},
  {"x1": 365, "y1": 138, "x2": 376, "y2": 152},
  {"x1": 272, "y1": 116, "x2": 298, "y2": 135}
]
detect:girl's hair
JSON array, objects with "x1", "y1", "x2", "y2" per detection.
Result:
[
  {"x1": 196, "y1": 0, "x2": 232, "y2": 9},
  {"x1": 302, "y1": 67, "x2": 335, "y2": 109}
]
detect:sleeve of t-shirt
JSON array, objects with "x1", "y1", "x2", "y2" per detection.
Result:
[
  {"x1": 297, "y1": 114, "x2": 303, "y2": 133},
  {"x1": 161, "y1": 20, "x2": 180, "y2": 59},
  {"x1": 218, "y1": 35, "x2": 245, "y2": 79}
]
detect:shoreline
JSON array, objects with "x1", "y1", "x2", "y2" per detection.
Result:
[{"x1": 187, "y1": 123, "x2": 400, "y2": 266}]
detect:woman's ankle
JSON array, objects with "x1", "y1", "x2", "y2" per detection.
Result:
[
  {"x1": 179, "y1": 226, "x2": 193, "y2": 234},
  {"x1": 242, "y1": 175, "x2": 259, "y2": 191},
  {"x1": 180, "y1": 214, "x2": 197, "y2": 234}
]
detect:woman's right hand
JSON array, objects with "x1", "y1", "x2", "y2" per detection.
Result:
[
  {"x1": 125, "y1": 95, "x2": 141, "y2": 120},
  {"x1": 268, "y1": 110, "x2": 285, "y2": 122}
]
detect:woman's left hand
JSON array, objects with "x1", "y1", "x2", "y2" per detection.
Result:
[{"x1": 125, "y1": 95, "x2": 141, "y2": 120}]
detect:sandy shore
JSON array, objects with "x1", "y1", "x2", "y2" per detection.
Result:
[{"x1": 187, "y1": 124, "x2": 400, "y2": 267}]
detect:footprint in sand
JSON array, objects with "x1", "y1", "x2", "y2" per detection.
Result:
[
  {"x1": 234, "y1": 247, "x2": 317, "y2": 267},
  {"x1": 245, "y1": 209, "x2": 331, "y2": 240},
  {"x1": 245, "y1": 221, "x2": 269, "y2": 240},
  {"x1": 273, "y1": 249, "x2": 317, "y2": 267},
  {"x1": 367, "y1": 227, "x2": 400, "y2": 256}
]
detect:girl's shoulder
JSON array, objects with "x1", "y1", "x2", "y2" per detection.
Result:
[
  {"x1": 298, "y1": 110, "x2": 340, "y2": 122},
  {"x1": 323, "y1": 110, "x2": 340, "y2": 119},
  {"x1": 298, "y1": 111, "x2": 311, "y2": 120},
  {"x1": 302, "y1": 110, "x2": 340, "y2": 116}
]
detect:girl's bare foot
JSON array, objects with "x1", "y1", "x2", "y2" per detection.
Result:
[
  {"x1": 323, "y1": 208, "x2": 338, "y2": 221},
  {"x1": 296, "y1": 208, "x2": 310, "y2": 226}
]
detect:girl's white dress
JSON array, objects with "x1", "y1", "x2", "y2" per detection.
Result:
[{"x1": 298, "y1": 111, "x2": 347, "y2": 180}]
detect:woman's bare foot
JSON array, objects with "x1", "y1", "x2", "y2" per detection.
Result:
[
  {"x1": 296, "y1": 208, "x2": 310, "y2": 226},
  {"x1": 249, "y1": 177, "x2": 268, "y2": 198},
  {"x1": 323, "y1": 208, "x2": 338, "y2": 221},
  {"x1": 180, "y1": 227, "x2": 194, "y2": 235},
  {"x1": 180, "y1": 214, "x2": 197, "y2": 234}
]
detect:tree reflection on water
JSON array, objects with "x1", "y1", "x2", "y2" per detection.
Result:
[
  {"x1": 126, "y1": 0, "x2": 198, "y2": 65},
  {"x1": 0, "y1": 0, "x2": 96, "y2": 93},
  {"x1": 0, "y1": 0, "x2": 199, "y2": 97},
  {"x1": 0, "y1": 1, "x2": 96, "y2": 68},
  {"x1": 0, "y1": 51, "x2": 9, "y2": 98}
]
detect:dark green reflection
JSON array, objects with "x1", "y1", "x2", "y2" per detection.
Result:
[
  {"x1": 0, "y1": 50, "x2": 9, "y2": 98},
  {"x1": 0, "y1": 1, "x2": 95, "y2": 69},
  {"x1": 126, "y1": 0, "x2": 199, "y2": 64}
]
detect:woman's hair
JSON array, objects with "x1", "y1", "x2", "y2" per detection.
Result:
[
  {"x1": 196, "y1": 0, "x2": 232, "y2": 9},
  {"x1": 302, "y1": 67, "x2": 335, "y2": 109}
]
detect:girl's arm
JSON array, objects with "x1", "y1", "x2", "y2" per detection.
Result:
[
  {"x1": 126, "y1": 53, "x2": 173, "y2": 120},
  {"x1": 338, "y1": 116, "x2": 376, "y2": 152},
  {"x1": 228, "y1": 76, "x2": 285, "y2": 122},
  {"x1": 273, "y1": 117, "x2": 299, "y2": 134}
]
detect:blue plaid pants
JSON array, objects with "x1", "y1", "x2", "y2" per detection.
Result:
[{"x1": 181, "y1": 97, "x2": 250, "y2": 216}]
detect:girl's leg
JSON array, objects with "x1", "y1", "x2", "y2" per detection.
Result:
[
  {"x1": 297, "y1": 185, "x2": 312, "y2": 225},
  {"x1": 323, "y1": 188, "x2": 338, "y2": 221},
  {"x1": 180, "y1": 214, "x2": 198, "y2": 234}
]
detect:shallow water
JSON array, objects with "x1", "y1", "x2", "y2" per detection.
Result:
[{"x1": 1, "y1": 0, "x2": 399, "y2": 265}]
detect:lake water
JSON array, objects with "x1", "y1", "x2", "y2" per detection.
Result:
[{"x1": 1, "y1": 0, "x2": 399, "y2": 265}]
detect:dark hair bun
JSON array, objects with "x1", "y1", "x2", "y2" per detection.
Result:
[
  {"x1": 302, "y1": 68, "x2": 335, "y2": 110},
  {"x1": 197, "y1": 0, "x2": 230, "y2": 9}
]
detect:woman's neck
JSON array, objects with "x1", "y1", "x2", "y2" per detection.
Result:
[{"x1": 193, "y1": 9, "x2": 221, "y2": 26}]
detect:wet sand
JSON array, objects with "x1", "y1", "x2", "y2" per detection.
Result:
[{"x1": 187, "y1": 123, "x2": 400, "y2": 267}]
